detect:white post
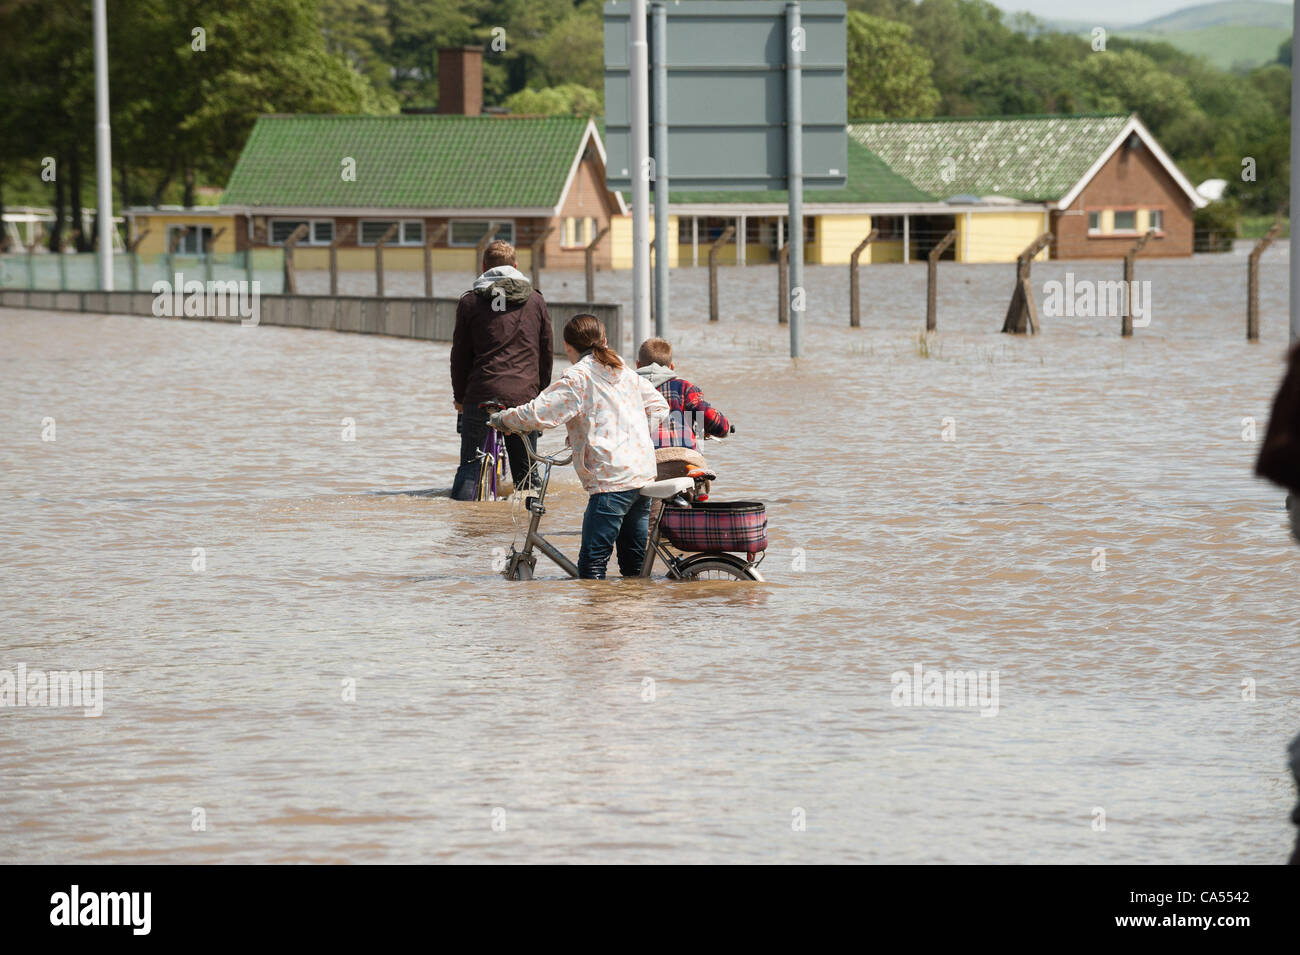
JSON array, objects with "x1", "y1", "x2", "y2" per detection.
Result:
[
  {"x1": 902, "y1": 215, "x2": 909, "y2": 265},
  {"x1": 738, "y1": 214, "x2": 746, "y2": 266},
  {"x1": 785, "y1": 2, "x2": 803, "y2": 357},
  {"x1": 630, "y1": 0, "x2": 652, "y2": 349},
  {"x1": 1292, "y1": 0, "x2": 1300, "y2": 343},
  {"x1": 93, "y1": 0, "x2": 114, "y2": 289},
  {"x1": 691, "y1": 216, "x2": 698, "y2": 267}
]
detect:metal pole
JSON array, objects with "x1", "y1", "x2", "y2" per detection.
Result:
[
  {"x1": 652, "y1": 2, "x2": 670, "y2": 339},
  {"x1": 92, "y1": 0, "x2": 114, "y2": 290},
  {"x1": 785, "y1": 2, "x2": 803, "y2": 357},
  {"x1": 1292, "y1": 0, "x2": 1300, "y2": 343},
  {"x1": 631, "y1": 0, "x2": 652, "y2": 347}
]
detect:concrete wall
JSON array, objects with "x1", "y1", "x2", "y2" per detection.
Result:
[{"x1": 0, "y1": 289, "x2": 623, "y2": 359}]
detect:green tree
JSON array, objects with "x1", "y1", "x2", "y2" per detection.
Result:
[
  {"x1": 503, "y1": 83, "x2": 601, "y2": 116},
  {"x1": 846, "y1": 12, "x2": 940, "y2": 118}
]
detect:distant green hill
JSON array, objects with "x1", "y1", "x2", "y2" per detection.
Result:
[
  {"x1": 1026, "y1": 1, "x2": 1292, "y2": 70},
  {"x1": 1124, "y1": 23, "x2": 1290, "y2": 69}
]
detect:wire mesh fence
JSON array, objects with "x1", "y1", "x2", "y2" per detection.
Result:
[{"x1": 0, "y1": 250, "x2": 286, "y2": 292}]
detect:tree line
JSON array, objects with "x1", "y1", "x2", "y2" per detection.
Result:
[{"x1": 0, "y1": 0, "x2": 1287, "y2": 251}]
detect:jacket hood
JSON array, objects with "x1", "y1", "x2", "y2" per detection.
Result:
[
  {"x1": 473, "y1": 265, "x2": 533, "y2": 307},
  {"x1": 635, "y1": 362, "x2": 676, "y2": 387}
]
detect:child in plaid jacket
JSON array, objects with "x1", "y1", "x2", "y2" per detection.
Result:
[{"x1": 634, "y1": 338, "x2": 731, "y2": 452}]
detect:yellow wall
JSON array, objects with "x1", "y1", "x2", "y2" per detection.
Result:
[
  {"x1": 958, "y1": 211, "x2": 1049, "y2": 264},
  {"x1": 290, "y1": 246, "x2": 533, "y2": 272},
  {"x1": 812, "y1": 215, "x2": 874, "y2": 265},
  {"x1": 868, "y1": 239, "x2": 905, "y2": 264},
  {"x1": 130, "y1": 214, "x2": 240, "y2": 254},
  {"x1": 609, "y1": 215, "x2": 679, "y2": 269}
]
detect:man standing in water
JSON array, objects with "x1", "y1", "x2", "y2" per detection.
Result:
[{"x1": 450, "y1": 239, "x2": 552, "y2": 499}]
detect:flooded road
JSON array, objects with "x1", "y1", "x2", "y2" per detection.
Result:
[{"x1": 2, "y1": 252, "x2": 1297, "y2": 863}]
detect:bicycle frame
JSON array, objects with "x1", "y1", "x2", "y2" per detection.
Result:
[{"x1": 494, "y1": 421, "x2": 760, "y2": 582}]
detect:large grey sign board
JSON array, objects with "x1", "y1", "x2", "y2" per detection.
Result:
[{"x1": 604, "y1": 0, "x2": 847, "y2": 191}]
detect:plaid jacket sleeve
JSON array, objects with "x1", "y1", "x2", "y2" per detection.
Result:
[{"x1": 682, "y1": 382, "x2": 730, "y2": 438}]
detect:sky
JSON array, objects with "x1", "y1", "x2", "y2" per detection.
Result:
[{"x1": 997, "y1": 0, "x2": 1291, "y2": 27}]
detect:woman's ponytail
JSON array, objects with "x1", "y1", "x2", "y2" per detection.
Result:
[{"x1": 563, "y1": 313, "x2": 622, "y2": 369}]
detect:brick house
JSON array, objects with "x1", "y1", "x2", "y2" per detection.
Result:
[{"x1": 127, "y1": 48, "x2": 626, "y2": 275}]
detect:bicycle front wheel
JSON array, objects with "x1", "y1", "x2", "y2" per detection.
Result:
[{"x1": 674, "y1": 554, "x2": 764, "y2": 581}]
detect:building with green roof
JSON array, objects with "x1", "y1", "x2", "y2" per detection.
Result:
[
  {"x1": 609, "y1": 112, "x2": 1204, "y2": 267},
  {"x1": 127, "y1": 111, "x2": 627, "y2": 274}
]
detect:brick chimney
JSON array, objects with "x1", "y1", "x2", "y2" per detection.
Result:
[{"x1": 438, "y1": 46, "x2": 484, "y2": 116}]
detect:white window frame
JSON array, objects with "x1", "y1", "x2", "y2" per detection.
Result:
[
  {"x1": 448, "y1": 219, "x2": 516, "y2": 248},
  {"x1": 270, "y1": 218, "x2": 334, "y2": 246},
  {"x1": 1148, "y1": 209, "x2": 1164, "y2": 233},
  {"x1": 1087, "y1": 211, "x2": 1100, "y2": 234},
  {"x1": 1111, "y1": 209, "x2": 1138, "y2": 234},
  {"x1": 358, "y1": 219, "x2": 425, "y2": 247},
  {"x1": 167, "y1": 225, "x2": 214, "y2": 254}
]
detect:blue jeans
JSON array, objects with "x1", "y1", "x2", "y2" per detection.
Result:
[{"x1": 578, "y1": 488, "x2": 651, "y2": 579}]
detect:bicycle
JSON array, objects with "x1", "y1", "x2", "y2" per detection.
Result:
[{"x1": 490, "y1": 419, "x2": 766, "y2": 582}]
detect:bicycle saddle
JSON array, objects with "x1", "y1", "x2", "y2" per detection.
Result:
[{"x1": 640, "y1": 477, "x2": 694, "y2": 499}]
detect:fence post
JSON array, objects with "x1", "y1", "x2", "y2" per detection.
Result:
[
  {"x1": 1247, "y1": 223, "x2": 1282, "y2": 341},
  {"x1": 1002, "y1": 232, "x2": 1053, "y2": 334},
  {"x1": 778, "y1": 244, "x2": 789, "y2": 325},
  {"x1": 329, "y1": 223, "x2": 354, "y2": 296},
  {"x1": 168, "y1": 226, "x2": 191, "y2": 286},
  {"x1": 424, "y1": 223, "x2": 447, "y2": 298},
  {"x1": 530, "y1": 225, "x2": 555, "y2": 291},
  {"x1": 128, "y1": 229, "x2": 150, "y2": 291},
  {"x1": 584, "y1": 225, "x2": 611, "y2": 302},
  {"x1": 708, "y1": 225, "x2": 735, "y2": 322},
  {"x1": 473, "y1": 222, "x2": 500, "y2": 280},
  {"x1": 374, "y1": 222, "x2": 399, "y2": 297},
  {"x1": 205, "y1": 227, "x2": 226, "y2": 284},
  {"x1": 59, "y1": 231, "x2": 74, "y2": 290},
  {"x1": 849, "y1": 228, "x2": 879, "y2": 328},
  {"x1": 282, "y1": 223, "x2": 309, "y2": 294},
  {"x1": 1121, "y1": 229, "x2": 1157, "y2": 338},
  {"x1": 926, "y1": 229, "x2": 958, "y2": 332},
  {"x1": 26, "y1": 241, "x2": 36, "y2": 289}
]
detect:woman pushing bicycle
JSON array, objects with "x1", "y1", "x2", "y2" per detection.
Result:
[{"x1": 487, "y1": 314, "x2": 668, "y2": 579}]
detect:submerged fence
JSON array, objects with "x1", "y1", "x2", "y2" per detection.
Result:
[
  {"x1": 0, "y1": 287, "x2": 621, "y2": 359},
  {"x1": 0, "y1": 250, "x2": 286, "y2": 294}
]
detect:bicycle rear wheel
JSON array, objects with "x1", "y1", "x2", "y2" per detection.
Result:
[{"x1": 674, "y1": 554, "x2": 763, "y2": 581}]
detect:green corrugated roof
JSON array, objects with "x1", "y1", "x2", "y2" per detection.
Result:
[
  {"x1": 849, "y1": 113, "x2": 1131, "y2": 202},
  {"x1": 659, "y1": 137, "x2": 935, "y2": 205},
  {"x1": 223, "y1": 114, "x2": 589, "y2": 209}
]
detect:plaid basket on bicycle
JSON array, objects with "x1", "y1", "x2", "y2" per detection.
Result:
[{"x1": 658, "y1": 501, "x2": 767, "y2": 554}]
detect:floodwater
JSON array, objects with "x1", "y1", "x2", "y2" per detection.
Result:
[{"x1": 2, "y1": 250, "x2": 1297, "y2": 864}]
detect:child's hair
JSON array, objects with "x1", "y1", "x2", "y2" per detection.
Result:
[
  {"x1": 564, "y1": 314, "x2": 622, "y2": 369},
  {"x1": 637, "y1": 337, "x2": 673, "y2": 367}
]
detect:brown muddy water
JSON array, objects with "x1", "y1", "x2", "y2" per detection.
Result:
[{"x1": 2, "y1": 250, "x2": 1298, "y2": 863}]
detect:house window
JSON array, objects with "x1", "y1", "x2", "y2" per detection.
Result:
[
  {"x1": 1088, "y1": 212, "x2": 1100, "y2": 234},
  {"x1": 271, "y1": 219, "x2": 333, "y2": 245},
  {"x1": 167, "y1": 225, "x2": 213, "y2": 254},
  {"x1": 1149, "y1": 209, "x2": 1163, "y2": 232},
  {"x1": 448, "y1": 220, "x2": 516, "y2": 248},
  {"x1": 1113, "y1": 210, "x2": 1137, "y2": 232},
  {"x1": 563, "y1": 217, "x2": 599, "y2": 248},
  {"x1": 360, "y1": 219, "x2": 424, "y2": 246}
]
